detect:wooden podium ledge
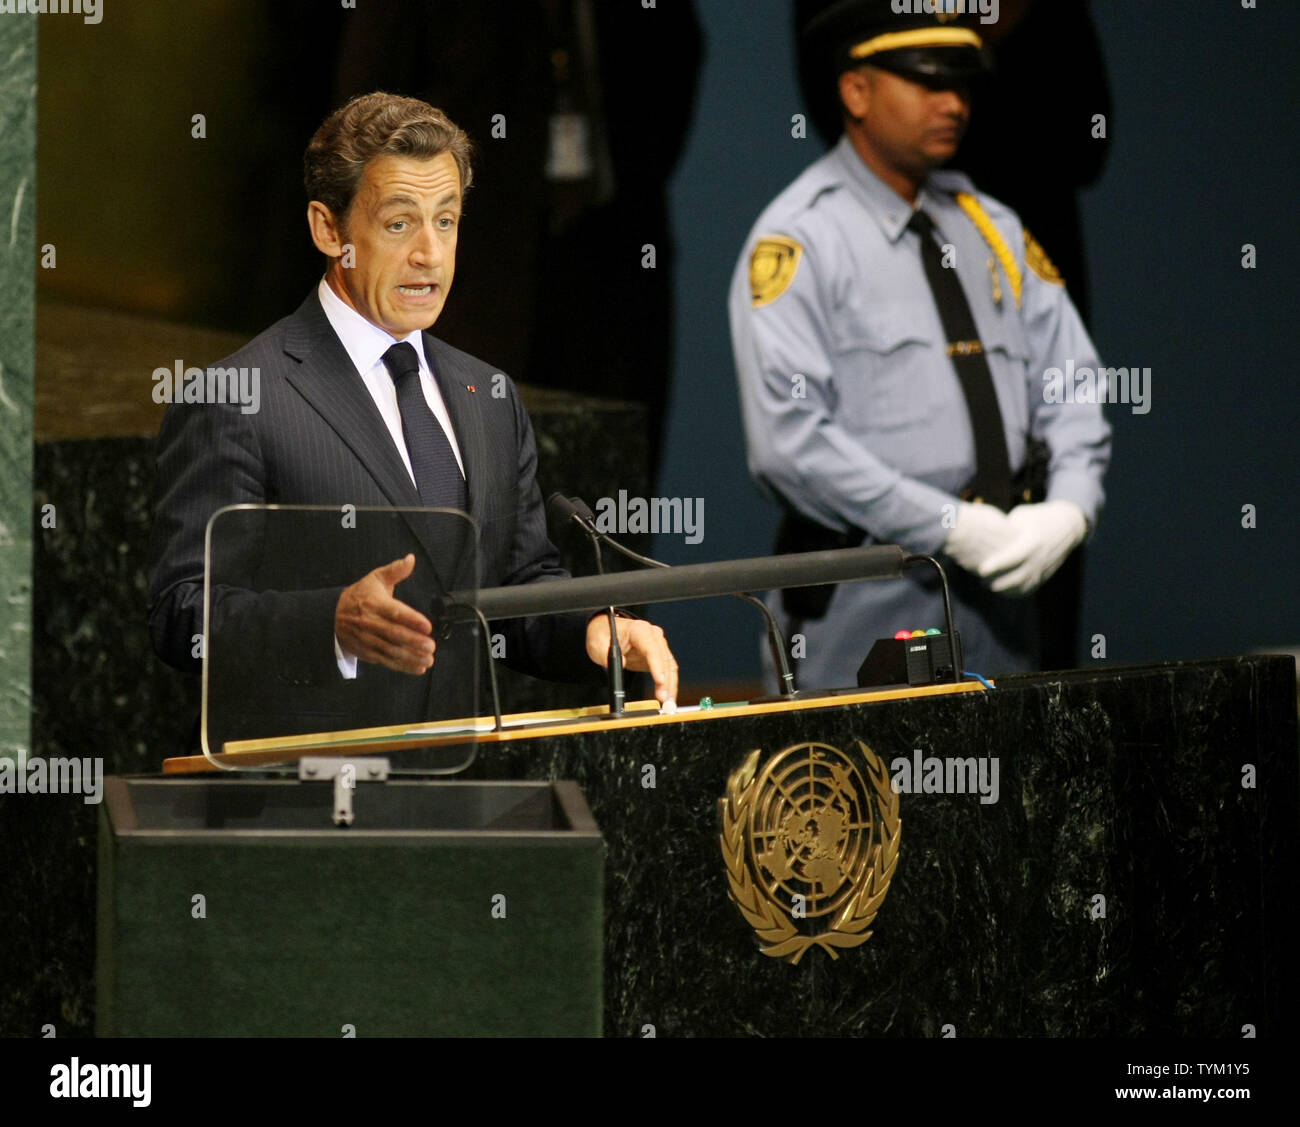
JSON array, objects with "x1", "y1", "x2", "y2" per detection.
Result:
[{"x1": 162, "y1": 680, "x2": 990, "y2": 775}]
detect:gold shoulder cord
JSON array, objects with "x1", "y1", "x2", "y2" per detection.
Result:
[{"x1": 953, "y1": 191, "x2": 1022, "y2": 309}]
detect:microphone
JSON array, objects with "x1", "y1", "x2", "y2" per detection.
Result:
[
  {"x1": 557, "y1": 494, "x2": 798, "y2": 700},
  {"x1": 548, "y1": 493, "x2": 625, "y2": 716},
  {"x1": 548, "y1": 493, "x2": 590, "y2": 529}
]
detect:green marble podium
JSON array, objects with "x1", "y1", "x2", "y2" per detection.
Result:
[{"x1": 96, "y1": 777, "x2": 603, "y2": 1037}]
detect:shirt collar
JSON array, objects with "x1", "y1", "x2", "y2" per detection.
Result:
[
  {"x1": 317, "y1": 276, "x2": 432, "y2": 378},
  {"x1": 829, "y1": 134, "x2": 956, "y2": 245}
]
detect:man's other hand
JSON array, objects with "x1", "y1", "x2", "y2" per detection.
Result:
[
  {"x1": 585, "y1": 614, "x2": 680, "y2": 706},
  {"x1": 978, "y1": 500, "x2": 1088, "y2": 596},
  {"x1": 335, "y1": 554, "x2": 435, "y2": 675}
]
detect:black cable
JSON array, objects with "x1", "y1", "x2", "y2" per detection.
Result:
[{"x1": 903, "y1": 554, "x2": 960, "y2": 683}]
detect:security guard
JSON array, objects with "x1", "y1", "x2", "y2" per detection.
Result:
[{"x1": 729, "y1": 0, "x2": 1111, "y2": 689}]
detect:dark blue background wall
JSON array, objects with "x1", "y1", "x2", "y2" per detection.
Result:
[{"x1": 654, "y1": 0, "x2": 1300, "y2": 689}]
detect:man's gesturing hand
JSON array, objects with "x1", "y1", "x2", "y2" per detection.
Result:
[
  {"x1": 585, "y1": 614, "x2": 679, "y2": 706},
  {"x1": 334, "y1": 554, "x2": 435, "y2": 675}
]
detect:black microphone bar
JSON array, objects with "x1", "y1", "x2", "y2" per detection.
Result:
[{"x1": 441, "y1": 544, "x2": 907, "y2": 621}]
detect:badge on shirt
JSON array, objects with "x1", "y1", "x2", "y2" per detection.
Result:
[
  {"x1": 749, "y1": 235, "x2": 803, "y2": 307},
  {"x1": 1024, "y1": 229, "x2": 1065, "y2": 287}
]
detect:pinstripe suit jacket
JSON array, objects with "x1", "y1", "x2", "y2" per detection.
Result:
[{"x1": 148, "y1": 291, "x2": 596, "y2": 742}]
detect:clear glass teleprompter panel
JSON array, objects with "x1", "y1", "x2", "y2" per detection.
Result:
[{"x1": 201, "y1": 505, "x2": 482, "y2": 773}]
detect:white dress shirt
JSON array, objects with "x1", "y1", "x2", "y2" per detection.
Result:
[
  {"x1": 317, "y1": 278, "x2": 466, "y2": 677},
  {"x1": 317, "y1": 276, "x2": 466, "y2": 479}
]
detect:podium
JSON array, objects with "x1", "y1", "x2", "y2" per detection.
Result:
[
  {"x1": 96, "y1": 776, "x2": 603, "y2": 1036},
  {"x1": 102, "y1": 506, "x2": 1297, "y2": 1036},
  {"x1": 145, "y1": 655, "x2": 1299, "y2": 1037}
]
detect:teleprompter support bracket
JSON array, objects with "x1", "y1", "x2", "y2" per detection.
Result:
[{"x1": 297, "y1": 756, "x2": 392, "y2": 828}]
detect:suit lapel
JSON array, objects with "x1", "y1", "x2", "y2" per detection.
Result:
[
  {"x1": 280, "y1": 292, "x2": 421, "y2": 509},
  {"x1": 279, "y1": 294, "x2": 482, "y2": 596}
]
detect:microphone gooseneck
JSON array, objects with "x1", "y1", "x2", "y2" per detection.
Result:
[
  {"x1": 548, "y1": 493, "x2": 625, "y2": 715},
  {"x1": 560, "y1": 495, "x2": 798, "y2": 700}
]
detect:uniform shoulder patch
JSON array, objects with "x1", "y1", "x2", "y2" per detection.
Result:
[
  {"x1": 1024, "y1": 229, "x2": 1065, "y2": 287},
  {"x1": 749, "y1": 235, "x2": 803, "y2": 307}
]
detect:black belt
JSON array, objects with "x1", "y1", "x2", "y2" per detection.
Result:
[{"x1": 774, "y1": 438, "x2": 1049, "y2": 621}]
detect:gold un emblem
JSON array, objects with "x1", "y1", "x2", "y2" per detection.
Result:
[{"x1": 720, "y1": 741, "x2": 900, "y2": 964}]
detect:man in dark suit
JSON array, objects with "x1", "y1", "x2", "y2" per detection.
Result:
[{"x1": 148, "y1": 93, "x2": 677, "y2": 748}]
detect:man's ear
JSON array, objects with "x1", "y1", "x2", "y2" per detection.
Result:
[
  {"x1": 838, "y1": 68, "x2": 871, "y2": 121},
  {"x1": 307, "y1": 201, "x2": 345, "y2": 258}
]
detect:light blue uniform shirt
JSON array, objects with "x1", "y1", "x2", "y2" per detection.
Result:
[{"x1": 729, "y1": 135, "x2": 1111, "y2": 685}]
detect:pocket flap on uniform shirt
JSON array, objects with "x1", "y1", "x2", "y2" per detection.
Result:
[{"x1": 830, "y1": 305, "x2": 928, "y2": 356}]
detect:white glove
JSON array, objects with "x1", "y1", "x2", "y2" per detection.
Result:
[
  {"x1": 978, "y1": 500, "x2": 1088, "y2": 596},
  {"x1": 943, "y1": 501, "x2": 1014, "y2": 574}
]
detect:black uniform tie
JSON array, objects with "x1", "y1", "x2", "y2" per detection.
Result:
[
  {"x1": 381, "y1": 342, "x2": 467, "y2": 512},
  {"x1": 908, "y1": 208, "x2": 1011, "y2": 511}
]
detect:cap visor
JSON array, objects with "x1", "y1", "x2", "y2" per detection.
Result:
[{"x1": 867, "y1": 46, "x2": 993, "y2": 83}]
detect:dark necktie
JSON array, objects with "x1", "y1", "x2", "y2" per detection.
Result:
[
  {"x1": 381, "y1": 341, "x2": 468, "y2": 512},
  {"x1": 908, "y1": 208, "x2": 1011, "y2": 511}
]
